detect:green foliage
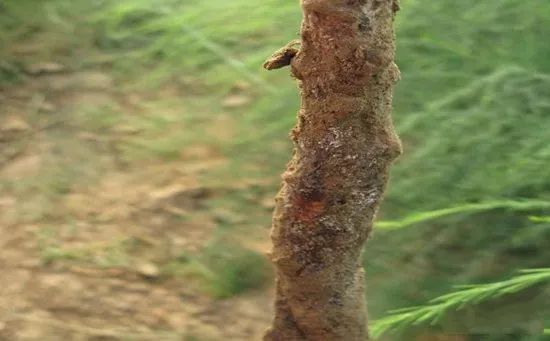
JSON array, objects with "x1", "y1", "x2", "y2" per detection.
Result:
[
  {"x1": 0, "y1": 0, "x2": 105, "y2": 80},
  {"x1": 92, "y1": 0, "x2": 300, "y2": 89},
  {"x1": 388, "y1": 66, "x2": 550, "y2": 213},
  {"x1": 530, "y1": 216, "x2": 550, "y2": 223},
  {"x1": 377, "y1": 200, "x2": 550, "y2": 230},
  {"x1": 164, "y1": 240, "x2": 271, "y2": 299},
  {"x1": 371, "y1": 269, "x2": 550, "y2": 338},
  {"x1": 199, "y1": 241, "x2": 271, "y2": 298}
]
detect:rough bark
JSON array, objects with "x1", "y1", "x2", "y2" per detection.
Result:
[{"x1": 264, "y1": 0, "x2": 401, "y2": 340}]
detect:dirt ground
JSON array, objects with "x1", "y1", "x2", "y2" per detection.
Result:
[{"x1": 0, "y1": 65, "x2": 274, "y2": 340}]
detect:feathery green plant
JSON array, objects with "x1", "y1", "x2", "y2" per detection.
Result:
[
  {"x1": 376, "y1": 200, "x2": 550, "y2": 230},
  {"x1": 371, "y1": 269, "x2": 550, "y2": 338},
  {"x1": 529, "y1": 216, "x2": 550, "y2": 223}
]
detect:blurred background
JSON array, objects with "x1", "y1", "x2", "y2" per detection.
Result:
[{"x1": 0, "y1": 0, "x2": 549, "y2": 340}]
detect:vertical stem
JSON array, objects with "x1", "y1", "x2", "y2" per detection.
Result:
[{"x1": 265, "y1": 0, "x2": 401, "y2": 340}]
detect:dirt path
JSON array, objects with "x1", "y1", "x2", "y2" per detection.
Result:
[{"x1": 0, "y1": 67, "x2": 272, "y2": 340}]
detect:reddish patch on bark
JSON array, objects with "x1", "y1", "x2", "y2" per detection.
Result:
[{"x1": 292, "y1": 191, "x2": 326, "y2": 223}]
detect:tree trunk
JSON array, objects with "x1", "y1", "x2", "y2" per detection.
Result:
[{"x1": 264, "y1": 0, "x2": 401, "y2": 340}]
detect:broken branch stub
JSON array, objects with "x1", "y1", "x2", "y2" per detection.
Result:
[{"x1": 264, "y1": 0, "x2": 401, "y2": 340}]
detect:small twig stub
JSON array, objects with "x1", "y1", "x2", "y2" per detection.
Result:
[{"x1": 263, "y1": 40, "x2": 301, "y2": 70}]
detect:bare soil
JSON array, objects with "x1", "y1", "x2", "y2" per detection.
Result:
[{"x1": 0, "y1": 67, "x2": 273, "y2": 340}]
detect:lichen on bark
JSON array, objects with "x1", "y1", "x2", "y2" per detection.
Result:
[{"x1": 264, "y1": 0, "x2": 401, "y2": 340}]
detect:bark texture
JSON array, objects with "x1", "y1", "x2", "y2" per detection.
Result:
[{"x1": 264, "y1": 0, "x2": 401, "y2": 340}]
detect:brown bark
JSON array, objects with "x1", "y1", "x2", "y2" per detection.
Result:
[{"x1": 263, "y1": 0, "x2": 401, "y2": 340}]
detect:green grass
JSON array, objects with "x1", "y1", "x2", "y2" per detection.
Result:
[
  {"x1": 163, "y1": 240, "x2": 271, "y2": 298},
  {"x1": 35, "y1": 225, "x2": 132, "y2": 267}
]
